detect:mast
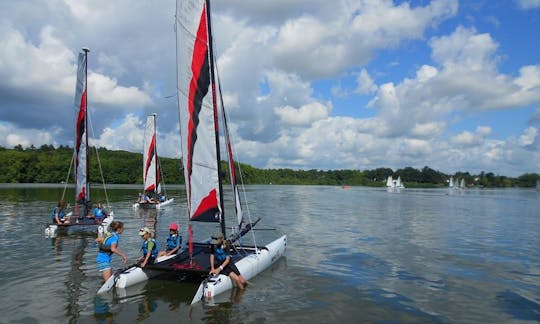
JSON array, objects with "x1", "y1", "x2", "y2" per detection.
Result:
[
  {"x1": 83, "y1": 47, "x2": 90, "y2": 203},
  {"x1": 205, "y1": 0, "x2": 226, "y2": 236},
  {"x1": 153, "y1": 113, "x2": 159, "y2": 196}
]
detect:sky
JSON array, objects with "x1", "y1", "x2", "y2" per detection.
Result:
[{"x1": 1, "y1": 0, "x2": 539, "y2": 177}]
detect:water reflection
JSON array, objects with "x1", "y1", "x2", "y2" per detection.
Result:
[
  {"x1": 137, "y1": 294, "x2": 158, "y2": 321},
  {"x1": 2, "y1": 185, "x2": 540, "y2": 323},
  {"x1": 66, "y1": 237, "x2": 87, "y2": 321},
  {"x1": 93, "y1": 296, "x2": 114, "y2": 324}
]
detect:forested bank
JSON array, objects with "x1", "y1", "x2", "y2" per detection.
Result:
[{"x1": 0, "y1": 145, "x2": 538, "y2": 187}]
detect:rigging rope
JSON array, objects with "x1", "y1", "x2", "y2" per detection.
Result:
[
  {"x1": 87, "y1": 110, "x2": 111, "y2": 209},
  {"x1": 214, "y1": 59, "x2": 258, "y2": 252},
  {"x1": 61, "y1": 150, "x2": 76, "y2": 202}
]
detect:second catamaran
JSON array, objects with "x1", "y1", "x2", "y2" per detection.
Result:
[{"x1": 133, "y1": 113, "x2": 174, "y2": 209}]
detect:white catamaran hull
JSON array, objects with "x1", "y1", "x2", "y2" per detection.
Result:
[
  {"x1": 192, "y1": 234, "x2": 287, "y2": 304},
  {"x1": 132, "y1": 198, "x2": 174, "y2": 210},
  {"x1": 97, "y1": 253, "x2": 177, "y2": 294},
  {"x1": 44, "y1": 214, "x2": 113, "y2": 238}
]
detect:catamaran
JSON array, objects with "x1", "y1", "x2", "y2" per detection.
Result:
[
  {"x1": 45, "y1": 48, "x2": 113, "y2": 238},
  {"x1": 97, "y1": 0, "x2": 286, "y2": 303},
  {"x1": 132, "y1": 113, "x2": 174, "y2": 209}
]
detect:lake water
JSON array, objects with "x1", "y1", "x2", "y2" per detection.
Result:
[{"x1": 0, "y1": 184, "x2": 539, "y2": 323}]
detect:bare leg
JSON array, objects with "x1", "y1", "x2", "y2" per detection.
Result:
[
  {"x1": 238, "y1": 275, "x2": 247, "y2": 286},
  {"x1": 102, "y1": 268, "x2": 112, "y2": 282},
  {"x1": 229, "y1": 273, "x2": 244, "y2": 289}
]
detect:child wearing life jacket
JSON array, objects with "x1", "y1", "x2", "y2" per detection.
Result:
[
  {"x1": 51, "y1": 200, "x2": 70, "y2": 224},
  {"x1": 209, "y1": 232, "x2": 247, "y2": 289},
  {"x1": 95, "y1": 221, "x2": 127, "y2": 282},
  {"x1": 137, "y1": 227, "x2": 158, "y2": 268},
  {"x1": 158, "y1": 223, "x2": 182, "y2": 257}
]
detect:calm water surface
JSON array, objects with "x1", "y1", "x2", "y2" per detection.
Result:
[{"x1": 0, "y1": 184, "x2": 539, "y2": 323}]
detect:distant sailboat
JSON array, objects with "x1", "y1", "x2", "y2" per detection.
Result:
[
  {"x1": 386, "y1": 176, "x2": 393, "y2": 188},
  {"x1": 386, "y1": 175, "x2": 404, "y2": 192},
  {"x1": 396, "y1": 176, "x2": 405, "y2": 189},
  {"x1": 459, "y1": 178, "x2": 466, "y2": 189},
  {"x1": 133, "y1": 113, "x2": 174, "y2": 209},
  {"x1": 45, "y1": 48, "x2": 113, "y2": 237},
  {"x1": 449, "y1": 176, "x2": 454, "y2": 188}
]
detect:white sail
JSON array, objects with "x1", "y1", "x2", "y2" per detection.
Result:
[
  {"x1": 74, "y1": 51, "x2": 88, "y2": 204},
  {"x1": 177, "y1": 0, "x2": 221, "y2": 222},
  {"x1": 143, "y1": 114, "x2": 159, "y2": 193},
  {"x1": 449, "y1": 176, "x2": 454, "y2": 188},
  {"x1": 386, "y1": 176, "x2": 393, "y2": 187},
  {"x1": 396, "y1": 176, "x2": 405, "y2": 188}
]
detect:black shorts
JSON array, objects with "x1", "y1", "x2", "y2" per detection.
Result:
[{"x1": 220, "y1": 262, "x2": 241, "y2": 276}]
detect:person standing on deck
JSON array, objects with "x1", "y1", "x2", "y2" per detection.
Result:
[{"x1": 209, "y1": 232, "x2": 247, "y2": 289}]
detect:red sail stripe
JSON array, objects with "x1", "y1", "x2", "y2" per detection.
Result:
[
  {"x1": 187, "y1": 4, "x2": 210, "y2": 178},
  {"x1": 187, "y1": 4, "x2": 214, "y2": 217},
  {"x1": 75, "y1": 88, "x2": 86, "y2": 201},
  {"x1": 144, "y1": 134, "x2": 156, "y2": 189},
  {"x1": 192, "y1": 189, "x2": 218, "y2": 221},
  {"x1": 75, "y1": 90, "x2": 86, "y2": 168}
]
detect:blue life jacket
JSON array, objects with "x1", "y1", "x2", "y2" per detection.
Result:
[
  {"x1": 99, "y1": 233, "x2": 116, "y2": 255},
  {"x1": 51, "y1": 207, "x2": 64, "y2": 222},
  {"x1": 214, "y1": 245, "x2": 227, "y2": 263},
  {"x1": 160, "y1": 195, "x2": 166, "y2": 202},
  {"x1": 93, "y1": 207, "x2": 104, "y2": 219},
  {"x1": 166, "y1": 234, "x2": 181, "y2": 250},
  {"x1": 142, "y1": 238, "x2": 158, "y2": 258}
]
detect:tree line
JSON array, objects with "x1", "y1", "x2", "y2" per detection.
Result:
[{"x1": 0, "y1": 145, "x2": 538, "y2": 188}]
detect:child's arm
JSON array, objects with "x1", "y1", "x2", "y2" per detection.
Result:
[
  {"x1": 140, "y1": 240, "x2": 154, "y2": 268},
  {"x1": 110, "y1": 243, "x2": 127, "y2": 264}
]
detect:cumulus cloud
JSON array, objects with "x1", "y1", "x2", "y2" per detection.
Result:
[
  {"x1": 356, "y1": 69, "x2": 378, "y2": 94},
  {"x1": 274, "y1": 102, "x2": 331, "y2": 127},
  {"x1": 0, "y1": 122, "x2": 60, "y2": 149},
  {"x1": 518, "y1": 126, "x2": 538, "y2": 146},
  {"x1": 92, "y1": 114, "x2": 181, "y2": 158},
  {"x1": 271, "y1": 0, "x2": 458, "y2": 80},
  {"x1": 516, "y1": 0, "x2": 540, "y2": 9},
  {"x1": 1, "y1": 0, "x2": 540, "y2": 178}
]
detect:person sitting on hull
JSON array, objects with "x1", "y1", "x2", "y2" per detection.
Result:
[
  {"x1": 137, "y1": 227, "x2": 158, "y2": 268},
  {"x1": 157, "y1": 223, "x2": 182, "y2": 258},
  {"x1": 142, "y1": 191, "x2": 157, "y2": 204},
  {"x1": 51, "y1": 200, "x2": 70, "y2": 224},
  {"x1": 209, "y1": 232, "x2": 247, "y2": 289}
]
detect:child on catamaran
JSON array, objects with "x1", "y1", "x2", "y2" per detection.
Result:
[{"x1": 158, "y1": 223, "x2": 182, "y2": 258}]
